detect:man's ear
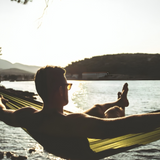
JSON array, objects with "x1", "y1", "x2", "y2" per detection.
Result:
[{"x1": 59, "y1": 86, "x2": 63, "y2": 97}]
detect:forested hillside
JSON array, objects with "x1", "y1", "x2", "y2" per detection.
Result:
[{"x1": 65, "y1": 53, "x2": 160, "y2": 79}]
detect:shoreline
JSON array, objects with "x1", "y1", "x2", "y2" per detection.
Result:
[
  {"x1": 0, "y1": 85, "x2": 37, "y2": 101},
  {"x1": 67, "y1": 74, "x2": 160, "y2": 80},
  {"x1": 1, "y1": 78, "x2": 160, "y2": 83}
]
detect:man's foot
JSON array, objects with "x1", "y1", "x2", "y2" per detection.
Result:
[
  {"x1": 116, "y1": 83, "x2": 129, "y2": 108},
  {"x1": 118, "y1": 92, "x2": 121, "y2": 99}
]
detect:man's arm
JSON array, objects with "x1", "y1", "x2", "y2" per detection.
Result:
[
  {"x1": 39, "y1": 112, "x2": 160, "y2": 139},
  {"x1": 0, "y1": 96, "x2": 37, "y2": 127}
]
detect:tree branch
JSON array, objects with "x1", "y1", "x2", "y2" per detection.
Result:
[{"x1": 10, "y1": 0, "x2": 33, "y2": 5}]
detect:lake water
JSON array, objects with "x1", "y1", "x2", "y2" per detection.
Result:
[{"x1": 1, "y1": 80, "x2": 160, "y2": 160}]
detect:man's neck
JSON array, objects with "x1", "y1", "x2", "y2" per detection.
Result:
[{"x1": 43, "y1": 102, "x2": 64, "y2": 114}]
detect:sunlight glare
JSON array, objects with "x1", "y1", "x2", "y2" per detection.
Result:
[{"x1": 64, "y1": 81, "x2": 87, "y2": 112}]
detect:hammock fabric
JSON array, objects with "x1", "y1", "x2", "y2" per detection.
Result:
[{"x1": 1, "y1": 88, "x2": 160, "y2": 159}]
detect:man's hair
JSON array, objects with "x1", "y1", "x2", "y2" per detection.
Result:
[{"x1": 34, "y1": 66, "x2": 66, "y2": 102}]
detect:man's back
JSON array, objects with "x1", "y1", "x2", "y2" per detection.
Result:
[{"x1": 26, "y1": 110, "x2": 96, "y2": 160}]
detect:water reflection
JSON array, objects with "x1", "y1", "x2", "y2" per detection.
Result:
[{"x1": 1, "y1": 80, "x2": 160, "y2": 159}]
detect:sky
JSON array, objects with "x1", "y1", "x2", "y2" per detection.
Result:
[{"x1": 0, "y1": 0, "x2": 160, "y2": 67}]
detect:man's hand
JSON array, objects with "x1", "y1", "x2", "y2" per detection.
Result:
[
  {"x1": 0, "y1": 95, "x2": 8, "y2": 111},
  {"x1": 0, "y1": 95, "x2": 8, "y2": 104}
]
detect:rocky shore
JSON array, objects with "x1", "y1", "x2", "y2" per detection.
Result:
[
  {"x1": 0, "y1": 151, "x2": 27, "y2": 160},
  {"x1": 0, "y1": 147, "x2": 36, "y2": 160},
  {"x1": 0, "y1": 85, "x2": 37, "y2": 101}
]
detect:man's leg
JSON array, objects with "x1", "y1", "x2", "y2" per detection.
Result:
[{"x1": 84, "y1": 83, "x2": 129, "y2": 118}]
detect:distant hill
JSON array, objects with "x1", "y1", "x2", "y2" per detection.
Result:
[
  {"x1": 0, "y1": 59, "x2": 41, "y2": 73},
  {"x1": 65, "y1": 53, "x2": 160, "y2": 79},
  {"x1": 0, "y1": 68, "x2": 34, "y2": 76}
]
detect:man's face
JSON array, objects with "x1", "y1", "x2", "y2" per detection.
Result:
[{"x1": 62, "y1": 77, "x2": 69, "y2": 106}]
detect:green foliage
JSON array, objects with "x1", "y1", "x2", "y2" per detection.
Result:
[{"x1": 65, "y1": 53, "x2": 160, "y2": 78}]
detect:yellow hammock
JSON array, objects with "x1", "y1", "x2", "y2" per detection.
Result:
[{"x1": 1, "y1": 89, "x2": 160, "y2": 159}]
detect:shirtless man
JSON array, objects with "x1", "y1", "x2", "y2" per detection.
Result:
[{"x1": 0, "y1": 66, "x2": 160, "y2": 160}]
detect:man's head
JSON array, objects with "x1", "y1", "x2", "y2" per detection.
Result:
[{"x1": 34, "y1": 66, "x2": 69, "y2": 105}]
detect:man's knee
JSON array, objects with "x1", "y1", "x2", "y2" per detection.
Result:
[
  {"x1": 93, "y1": 104, "x2": 106, "y2": 118},
  {"x1": 105, "y1": 106, "x2": 124, "y2": 118},
  {"x1": 94, "y1": 104, "x2": 103, "y2": 112},
  {"x1": 85, "y1": 104, "x2": 104, "y2": 118}
]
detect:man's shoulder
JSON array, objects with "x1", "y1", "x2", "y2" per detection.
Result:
[
  {"x1": 16, "y1": 106, "x2": 38, "y2": 113},
  {"x1": 66, "y1": 113, "x2": 88, "y2": 119},
  {"x1": 43, "y1": 112, "x2": 88, "y2": 122},
  {"x1": 15, "y1": 107, "x2": 38, "y2": 118}
]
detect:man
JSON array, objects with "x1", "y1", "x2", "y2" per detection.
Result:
[{"x1": 0, "y1": 66, "x2": 160, "y2": 160}]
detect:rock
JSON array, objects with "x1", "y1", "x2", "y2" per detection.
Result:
[
  {"x1": 6, "y1": 151, "x2": 14, "y2": 158},
  {"x1": 11, "y1": 154, "x2": 19, "y2": 160},
  {"x1": 6, "y1": 152, "x2": 21, "y2": 160},
  {"x1": 0, "y1": 151, "x2": 4, "y2": 159},
  {"x1": 18, "y1": 155, "x2": 27, "y2": 160},
  {"x1": 28, "y1": 148, "x2": 36, "y2": 153},
  {"x1": 5, "y1": 152, "x2": 27, "y2": 160}
]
